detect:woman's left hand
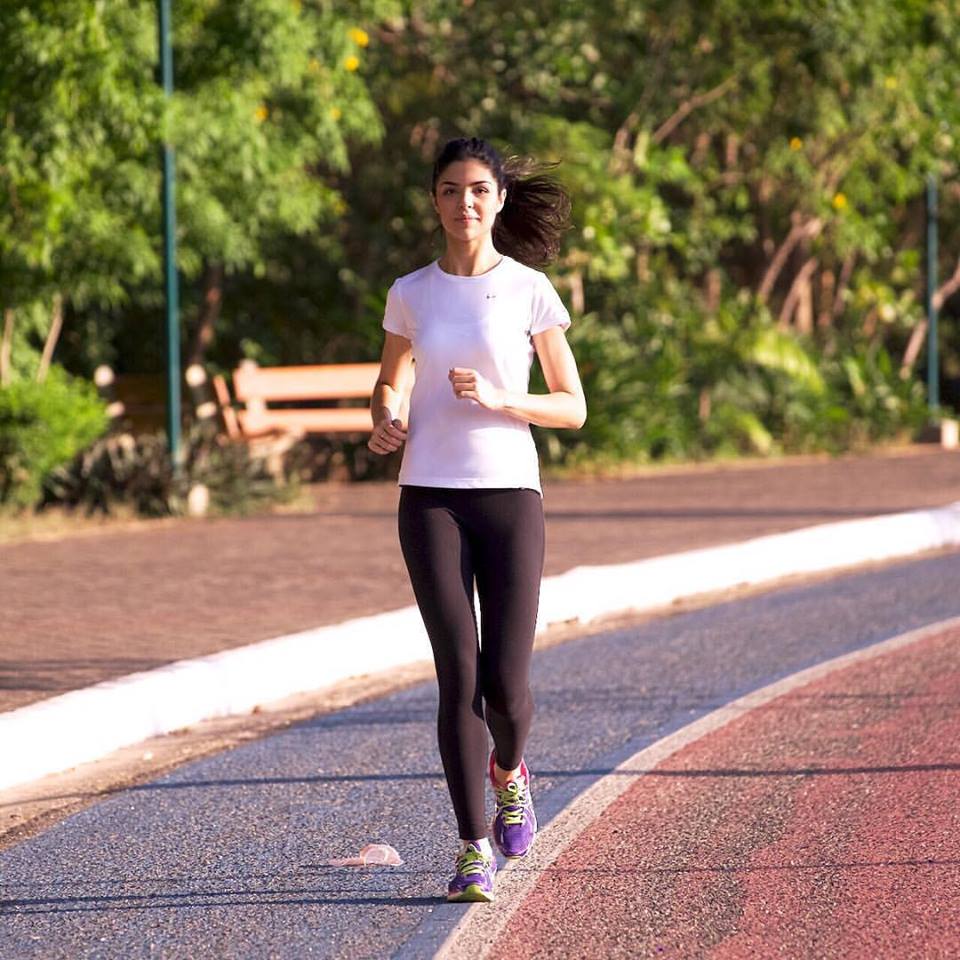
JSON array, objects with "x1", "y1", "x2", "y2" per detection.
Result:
[{"x1": 449, "y1": 367, "x2": 504, "y2": 410}]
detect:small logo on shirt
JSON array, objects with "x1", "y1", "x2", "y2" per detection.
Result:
[{"x1": 485, "y1": 294, "x2": 497, "y2": 299}]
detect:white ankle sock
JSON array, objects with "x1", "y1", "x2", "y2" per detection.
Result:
[{"x1": 462, "y1": 837, "x2": 493, "y2": 858}]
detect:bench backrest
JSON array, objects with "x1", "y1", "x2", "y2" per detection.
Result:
[
  {"x1": 231, "y1": 360, "x2": 380, "y2": 435},
  {"x1": 93, "y1": 370, "x2": 173, "y2": 434}
]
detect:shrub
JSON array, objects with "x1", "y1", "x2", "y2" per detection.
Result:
[
  {"x1": 41, "y1": 422, "x2": 294, "y2": 517},
  {"x1": 0, "y1": 367, "x2": 109, "y2": 510},
  {"x1": 536, "y1": 295, "x2": 928, "y2": 469}
]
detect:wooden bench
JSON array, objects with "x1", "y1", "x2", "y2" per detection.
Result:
[
  {"x1": 94, "y1": 368, "x2": 168, "y2": 433},
  {"x1": 212, "y1": 359, "x2": 383, "y2": 442},
  {"x1": 95, "y1": 361, "x2": 390, "y2": 478},
  {"x1": 94, "y1": 365, "x2": 228, "y2": 435}
]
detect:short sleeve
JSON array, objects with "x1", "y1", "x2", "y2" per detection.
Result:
[
  {"x1": 382, "y1": 281, "x2": 412, "y2": 339},
  {"x1": 529, "y1": 272, "x2": 571, "y2": 336}
]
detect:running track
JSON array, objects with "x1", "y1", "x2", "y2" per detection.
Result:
[{"x1": 2, "y1": 551, "x2": 960, "y2": 959}]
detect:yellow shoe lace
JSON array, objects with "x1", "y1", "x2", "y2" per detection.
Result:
[
  {"x1": 456, "y1": 846, "x2": 490, "y2": 877},
  {"x1": 494, "y1": 778, "x2": 529, "y2": 826}
]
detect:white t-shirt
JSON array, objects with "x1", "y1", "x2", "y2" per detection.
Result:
[{"x1": 382, "y1": 255, "x2": 571, "y2": 494}]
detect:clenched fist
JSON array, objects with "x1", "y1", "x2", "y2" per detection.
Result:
[
  {"x1": 449, "y1": 367, "x2": 504, "y2": 411},
  {"x1": 368, "y1": 412, "x2": 407, "y2": 455}
]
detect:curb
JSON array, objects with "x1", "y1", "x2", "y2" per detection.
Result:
[{"x1": 2, "y1": 501, "x2": 959, "y2": 793}]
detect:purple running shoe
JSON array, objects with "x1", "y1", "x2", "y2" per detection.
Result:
[
  {"x1": 446, "y1": 842, "x2": 497, "y2": 903},
  {"x1": 489, "y1": 751, "x2": 537, "y2": 860}
]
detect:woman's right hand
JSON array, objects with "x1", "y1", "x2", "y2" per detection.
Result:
[{"x1": 367, "y1": 411, "x2": 407, "y2": 455}]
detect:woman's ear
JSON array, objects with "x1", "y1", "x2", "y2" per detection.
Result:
[{"x1": 497, "y1": 188, "x2": 507, "y2": 213}]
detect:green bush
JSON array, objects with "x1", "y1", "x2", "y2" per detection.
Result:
[
  {"x1": 0, "y1": 367, "x2": 109, "y2": 509},
  {"x1": 535, "y1": 292, "x2": 928, "y2": 469},
  {"x1": 42, "y1": 423, "x2": 294, "y2": 517}
]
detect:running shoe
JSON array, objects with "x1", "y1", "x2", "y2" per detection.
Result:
[
  {"x1": 447, "y1": 842, "x2": 497, "y2": 903},
  {"x1": 489, "y1": 751, "x2": 537, "y2": 859}
]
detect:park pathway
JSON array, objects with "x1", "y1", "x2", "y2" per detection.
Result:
[
  {"x1": 2, "y1": 550, "x2": 960, "y2": 958},
  {"x1": 1, "y1": 448, "x2": 957, "y2": 714}
]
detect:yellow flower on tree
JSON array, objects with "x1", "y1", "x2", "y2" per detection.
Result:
[
  {"x1": 308, "y1": 58, "x2": 321, "y2": 75},
  {"x1": 344, "y1": 54, "x2": 360, "y2": 72},
  {"x1": 330, "y1": 106, "x2": 342, "y2": 121},
  {"x1": 789, "y1": 137, "x2": 803, "y2": 151},
  {"x1": 349, "y1": 28, "x2": 370, "y2": 47},
  {"x1": 832, "y1": 192, "x2": 847, "y2": 210},
  {"x1": 254, "y1": 104, "x2": 269, "y2": 123}
]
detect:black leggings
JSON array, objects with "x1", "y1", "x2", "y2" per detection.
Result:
[{"x1": 398, "y1": 485, "x2": 545, "y2": 839}]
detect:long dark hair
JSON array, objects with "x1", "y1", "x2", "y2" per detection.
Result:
[{"x1": 431, "y1": 137, "x2": 571, "y2": 268}]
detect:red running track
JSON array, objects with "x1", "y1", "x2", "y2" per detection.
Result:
[{"x1": 485, "y1": 624, "x2": 960, "y2": 959}]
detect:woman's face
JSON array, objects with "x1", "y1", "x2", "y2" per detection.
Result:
[{"x1": 432, "y1": 159, "x2": 506, "y2": 243}]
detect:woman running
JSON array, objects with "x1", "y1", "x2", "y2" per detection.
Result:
[{"x1": 368, "y1": 136, "x2": 586, "y2": 903}]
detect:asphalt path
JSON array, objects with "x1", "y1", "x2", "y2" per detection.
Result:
[{"x1": 2, "y1": 550, "x2": 959, "y2": 959}]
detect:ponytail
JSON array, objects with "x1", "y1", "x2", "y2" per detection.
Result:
[
  {"x1": 495, "y1": 156, "x2": 571, "y2": 268},
  {"x1": 431, "y1": 138, "x2": 571, "y2": 268}
]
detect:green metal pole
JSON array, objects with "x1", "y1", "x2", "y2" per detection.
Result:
[
  {"x1": 926, "y1": 173, "x2": 939, "y2": 412},
  {"x1": 158, "y1": 0, "x2": 181, "y2": 462}
]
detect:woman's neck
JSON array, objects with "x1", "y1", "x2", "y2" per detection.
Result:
[{"x1": 437, "y1": 241, "x2": 503, "y2": 277}]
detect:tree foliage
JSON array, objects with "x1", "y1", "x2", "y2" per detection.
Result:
[
  {"x1": 0, "y1": 0, "x2": 396, "y2": 367},
  {"x1": 2, "y1": 0, "x2": 958, "y2": 479}
]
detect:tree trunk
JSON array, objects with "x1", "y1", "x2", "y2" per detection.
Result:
[
  {"x1": 724, "y1": 133, "x2": 739, "y2": 169},
  {"x1": 796, "y1": 270, "x2": 814, "y2": 334},
  {"x1": 817, "y1": 269, "x2": 836, "y2": 328},
  {"x1": 778, "y1": 257, "x2": 818, "y2": 330},
  {"x1": 704, "y1": 268, "x2": 722, "y2": 314},
  {"x1": 933, "y1": 253, "x2": 960, "y2": 312},
  {"x1": 900, "y1": 319, "x2": 927, "y2": 378},
  {"x1": 691, "y1": 131, "x2": 712, "y2": 167},
  {"x1": 651, "y1": 74, "x2": 738, "y2": 145},
  {"x1": 0, "y1": 308, "x2": 13, "y2": 386},
  {"x1": 187, "y1": 262, "x2": 225, "y2": 368},
  {"x1": 568, "y1": 271, "x2": 585, "y2": 315},
  {"x1": 832, "y1": 253, "x2": 856, "y2": 320},
  {"x1": 898, "y1": 255, "x2": 960, "y2": 380},
  {"x1": 37, "y1": 293, "x2": 64, "y2": 384},
  {"x1": 635, "y1": 248, "x2": 651, "y2": 284},
  {"x1": 759, "y1": 216, "x2": 822, "y2": 305}
]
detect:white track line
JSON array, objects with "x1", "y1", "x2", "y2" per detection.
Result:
[
  {"x1": 436, "y1": 615, "x2": 960, "y2": 959},
  {"x1": 2, "y1": 502, "x2": 959, "y2": 793}
]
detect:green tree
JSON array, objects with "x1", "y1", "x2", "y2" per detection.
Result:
[
  {"x1": 320, "y1": 0, "x2": 956, "y2": 460},
  {"x1": 0, "y1": 0, "x2": 397, "y2": 378},
  {"x1": 5, "y1": 1, "x2": 957, "y2": 473}
]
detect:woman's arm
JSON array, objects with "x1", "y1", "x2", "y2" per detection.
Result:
[
  {"x1": 368, "y1": 331, "x2": 414, "y2": 454},
  {"x1": 449, "y1": 325, "x2": 586, "y2": 429}
]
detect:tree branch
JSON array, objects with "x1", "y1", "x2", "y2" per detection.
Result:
[
  {"x1": 832, "y1": 252, "x2": 857, "y2": 319},
  {"x1": 900, "y1": 319, "x2": 927, "y2": 378},
  {"x1": 186, "y1": 262, "x2": 225, "y2": 369},
  {"x1": 778, "y1": 256, "x2": 818, "y2": 330},
  {"x1": 900, "y1": 255, "x2": 960, "y2": 378},
  {"x1": 758, "y1": 215, "x2": 823, "y2": 304},
  {"x1": 0, "y1": 308, "x2": 13, "y2": 386},
  {"x1": 37, "y1": 293, "x2": 64, "y2": 384},
  {"x1": 651, "y1": 74, "x2": 738, "y2": 145},
  {"x1": 933, "y1": 253, "x2": 960, "y2": 312}
]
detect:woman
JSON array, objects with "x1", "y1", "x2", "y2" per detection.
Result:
[{"x1": 368, "y1": 136, "x2": 586, "y2": 903}]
